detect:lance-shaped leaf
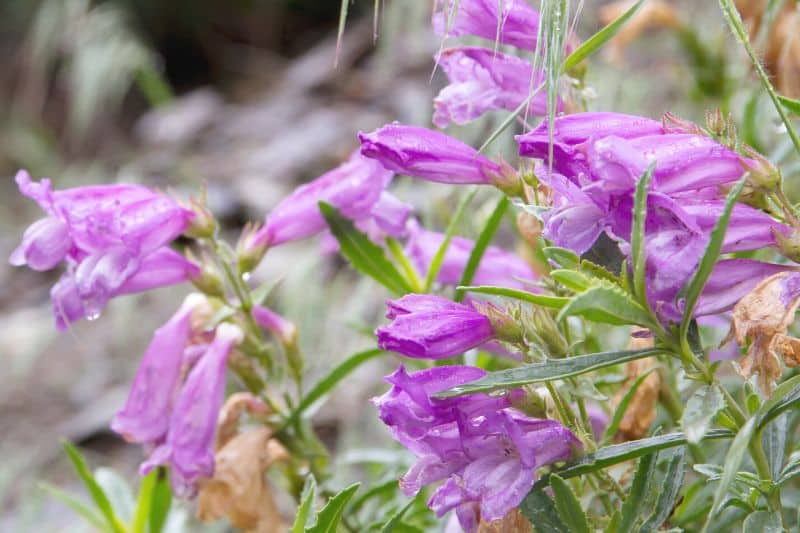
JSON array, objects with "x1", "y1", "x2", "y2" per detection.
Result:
[
  {"x1": 542, "y1": 247, "x2": 580, "y2": 270},
  {"x1": 306, "y1": 483, "x2": 360, "y2": 533},
  {"x1": 550, "y1": 475, "x2": 591, "y2": 533},
  {"x1": 291, "y1": 476, "x2": 316, "y2": 533},
  {"x1": 320, "y1": 202, "x2": 412, "y2": 295},
  {"x1": 457, "y1": 285, "x2": 569, "y2": 309},
  {"x1": 557, "y1": 282, "x2": 655, "y2": 327},
  {"x1": 630, "y1": 163, "x2": 657, "y2": 305},
  {"x1": 519, "y1": 489, "x2": 570, "y2": 533},
  {"x1": 614, "y1": 452, "x2": 657, "y2": 533},
  {"x1": 436, "y1": 348, "x2": 666, "y2": 397},
  {"x1": 639, "y1": 448, "x2": 687, "y2": 532}
]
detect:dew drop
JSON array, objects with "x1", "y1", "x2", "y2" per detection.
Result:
[
  {"x1": 86, "y1": 312, "x2": 101, "y2": 321},
  {"x1": 241, "y1": 272, "x2": 251, "y2": 282}
]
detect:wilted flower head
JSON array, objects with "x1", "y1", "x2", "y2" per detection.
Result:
[
  {"x1": 405, "y1": 224, "x2": 536, "y2": 289},
  {"x1": 250, "y1": 150, "x2": 395, "y2": 249},
  {"x1": 373, "y1": 365, "x2": 580, "y2": 531},
  {"x1": 376, "y1": 294, "x2": 497, "y2": 359},
  {"x1": 10, "y1": 170, "x2": 197, "y2": 329},
  {"x1": 359, "y1": 124, "x2": 501, "y2": 184},
  {"x1": 142, "y1": 323, "x2": 244, "y2": 497},
  {"x1": 433, "y1": 0, "x2": 541, "y2": 51},
  {"x1": 433, "y1": 46, "x2": 551, "y2": 128},
  {"x1": 726, "y1": 271, "x2": 800, "y2": 393}
]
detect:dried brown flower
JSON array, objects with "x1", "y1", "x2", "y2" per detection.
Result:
[
  {"x1": 612, "y1": 331, "x2": 661, "y2": 441},
  {"x1": 477, "y1": 509, "x2": 534, "y2": 533},
  {"x1": 725, "y1": 271, "x2": 800, "y2": 394}
]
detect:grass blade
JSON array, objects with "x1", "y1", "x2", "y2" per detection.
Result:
[
  {"x1": 454, "y1": 195, "x2": 509, "y2": 302},
  {"x1": 424, "y1": 188, "x2": 478, "y2": 291}
]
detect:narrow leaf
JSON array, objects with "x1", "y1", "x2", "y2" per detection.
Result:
[
  {"x1": 282, "y1": 348, "x2": 383, "y2": 429},
  {"x1": 542, "y1": 247, "x2": 580, "y2": 270},
  {"x1": 131, "y1": 469, "x2": 157, "y2": 533},
  {"x1": 762, "y1": 412, "x2": 788, "y2": 480},
  {"x1": 457, "y1": 285, "x2": 569, "y2": 309},
  {"x1": 320, "y1": 203, "x2": 411, "y2": 295},
  {"x1": 550, "y1": 475, "x2": 591, "y2": 533},
  {"x1": 707, "y1": 418, "x2": 756, "y2": 519},
  {"x1": 550, "y1": 269, "x2": 591, "y2": 292},
  {"x1": 778, "y1": 94, "x2": 800, "y2": 115},
  {"x1": 292, "y1": 475, "x2": 317, "y2": 533},
  {"x1": 306, "y1": 483, "x2": 360, "y2": 533},
  {"x1": 62, "y1": 442, "x2": 126, "y2": 533},
  {"x1": 379, "y1": 495, "x2": 417, "y2": 533},
  {"x1": 519, "y1": 489, "x2": 570, "y2": 533},
  {"x1": 455, "y1": 195, "x2": 509, "y2": 302},
  {"x1": 148, "y1": 469, "x2": 171, "y2": 533},
  {"x1": 639, "y1": 448, "x2": 687, "y2": 533},
  {"x1": 40, "y1": 482, "x2": 112, "y2": 533},
  {"x1": 436, "y1": 348, "x2": 666, "y2": 397},
  {"x1": 602, "y1": 369, "x2": 656, "y2": 445},
  {"x1": 756, "y1": 373, "x2": 800, "y2": 430},
  {"x1": 680, "y1": 176, "x2": 746, "y2": 336},
  {"x1": 631, "y1": 163, "x2": 657, "y2": 303},
  {"x1": 681, "y1": 385, "x2": 725, "y2": 444},
  {"x1": 557, "y1": 283, "x2": 654, "y2": 327},
  {"x1": 742, "y1": 510, "x2": 782, "y2": 533},
  {"x1": 424, "y1": 188, "x2": 477, "y2": 291},
  {"x1": 561, "y1": 0, "x2": 645, "y2": 72},
  {"x1": 615, "y1": 452, "x2": 657, "y2": 533}
]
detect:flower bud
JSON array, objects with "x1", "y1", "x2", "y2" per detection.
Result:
[
  {"x1": 236, "y1": 222, "x2": 268, "y2": 276},
  {"x1": 181, "y1": 196, "x2": 217, "y2": 239},
  {"x1": 742, "y1": 145, "x2": 781, "y2": 192}
]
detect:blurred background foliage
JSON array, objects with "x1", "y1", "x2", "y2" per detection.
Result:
[{"x1": 2, "y1": 0, "x2": 799, "y2": 530}]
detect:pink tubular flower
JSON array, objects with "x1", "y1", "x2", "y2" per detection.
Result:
[
  {"x1": 433, "y1": 0, "x2": 541, "y2": 51},
  {"x1": 141, "y1": 322, "x2": 243, "y2": 498},
  {"x1": 359, "y1": 124, "x2": 501, "y2": 184},
  {"x1": 250, "y1": 150, "x2": 396, "y2": 249},
  {"x1": 9, "y1": 170, "x2": 196, "y2": 329},
  {"x1": 376, "y1": 295, "x2": 496, "y2": 359},
  {"x1": 433, "y1": 46, "x2": 552, "y2": 128}
]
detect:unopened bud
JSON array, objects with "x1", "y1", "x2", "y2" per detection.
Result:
[
  {"x1": 742, "y1": 145, "x2": 781, "y2": 192},
  {"x1": 236, "y1": 222, "x2": 268, "y2": 275},
  {"x1": 662, "y1": 111, "x2": 704, "y2": 135},
  {"x1": 488, "y1": 160, "x2": 524, "y2": 198},
  {"x1": 181, "y1": 195, "x2": 217, "y2": 239},
  {"x1": 773, "y1": 228, "x2": 800, "y2": 263},
  {"x1": 189, "y1": 258, "x2": 225, "y2": 299},
  {"x1": 474, "y1": 301, "x2": 523, "y2": 343}
]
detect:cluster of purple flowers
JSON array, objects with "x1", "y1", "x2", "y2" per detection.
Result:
[{"x1": 374, "y1": 365, "x2": 579, "y2": 532}]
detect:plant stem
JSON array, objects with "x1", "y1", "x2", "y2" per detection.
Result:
[{"x1": 386, "y1": 237, "x2": 424, "y2": 293}]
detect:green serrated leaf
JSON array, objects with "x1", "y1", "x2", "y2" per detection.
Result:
[
  {"x1": 281, "y1": 348, "x2": 383, "y2": 430},
  {"x1": 320, "y1": 202, "x2": 411, "y2": 295},
  {"x1": 639, "y1": 448, "x2": 687, "y2": 533},
  {"x1": 436, "y1": 348, "x2": 666, "y2": 397},
  {"x1": 455, "y1": 195, "x2": 509, "y2": 302},
  {"x1": 519, "y1": 488, "x2": 570, "y2": 533},
  {"x1": 602, "y1": 368, "x2": 657, "y2": 445},
  {"x1": 542, "y1": 247, "x2": 580, "y2": 270},
  {"x1": 40, "y1": 482, "x2": 112, "y2": 533},
  {"x1": 615, "y1": 452, "x2": 657, "y2": 533},
  {"x1": 562, "y1": 0, "x2": 644, "y2": 72},
  {"x1": 456, "y1": 285, "x2": 569, "y2": 309},
  {"x1": 534, "y1": 430, "x2": 734, "y2": 488},
  {"x1": 742, "y1": 510, "x2": 782, "y2": 533},
  {"x1": 306, "y1": 483, "x2": 360, "y2": 533},
  {"x1": 631, "y1": 163, "x2": 657, "y2": 304},
  {"x1": 292, "y1": 476, "x2": 317, "y2": 533},
  {"x1": 62, "y1": 442, "x2": 126, "y2": 533},
  {"x1": 580, "y1": 259, "x2": 620, "y2": 285},
  {"x1": 557, "y1": 282, "x2": 654, "y2": 327},
  {"x1": 550, "y1": 475, "x2": 591, "y2": 533},
  {"x1": 550, "y1": 269, "x2": 591, "y2": 292},
  {"x1": 681, "y1": 385, "x2": 726, "y2": 444},
  {"x1": 679, "y1": 176, "x2": 746, "y2": 338}
]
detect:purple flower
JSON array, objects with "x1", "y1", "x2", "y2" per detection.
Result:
[
  {"x1": 359, "y1": 124, "x2": 501, "y2": 184},
  {"x1": 251, "y1": 150, "x2": 395, "y2": 248},
  {"x1": 10, "y1": 170, "x2": 195, "y2": 329},
  {"x1": 376, "y1": 294, "x2": 497, "y2": 359},
  {"x1": 405, "y1": 223, "x2": 536, "y2": 289},
  {"x1": 142, "y1": 323, "x2": 243, "y2": 498},
  {"x1": 694, "y1": 259, "x2": 793, "y2": 317},
  {"x1": 433, "y1": 46, "x2": 552, "y2": 128},
  {"x1": 373, "y1": 365, "x2": 580, "y2": 531},
  {"x1": 433, "y1": 0, "x2": 541, "y2": 51},
  {"x1": 111, "y1": 295, "x2": 202, "y2": 444}
]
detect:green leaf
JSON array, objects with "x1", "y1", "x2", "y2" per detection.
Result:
[
  {"x1": 557, "y1": 282, "x2": 654, "y2": 327},
  {"x1": 320, "y1": 202, "x2": 411, "y2": 295},
  {"x1": 40, "y1": 482, "x2": 112, "y2": 533},
  {"x1": 602, "y1": 368, "x2": 657, "y2": 445},
  {"x1": 454, "y1": 195, "x2": 509, "y2": 302},
  {"x1": 778, "y1": 94, "x2": 800, "y2": 115},
  {"x1": 756, "y1": 373, "x2": 800, "y2": 430},
  {"x1": 519, "y1": 489, "x2": 570, "y2": 533},
  {"x1": 550, "y1": 475, "x2": 591, "y2": 533},
  {"x1": 292, "y1": 475, "x2": 317, "y2": 533},
  {"x1": 436, "y1": 348, "x2": 666, "y2": 397},
  {"x1": 131, "y1": 469, "x2": 157, "y2": 533},
  {"x1": 534, "y1": 430, "x2": 734, "y2": 488},
  {"x1": 94, "y1": 468, "x2": 135, "y2": 524},
  {"x1": 679, "y1": 176, "x2": 746, "y2": 337},
  {"x1": 550, "y1": 269, "x2": 591, "y2": 292},
  {"x1": 379, "y1": 495, "x2": 418, "y2": 533},
  {"x1": 542, "y1": 247, "x2": 580, "y2": 270},
  {"x1": 62, "y1": 441, "x2": 126, "y2": 533},
  {"x1": 615, "y1": 453, "x2": 657, "y2": 533},
  {"x1": 777, "y1": 451, "x2": 800, "y2": 486},
  {"x1": 561, "y1": 0, "x2": 644, "y2": 72},
  {"x1": 148, "y1": 469, "x2": 171, "y2": 533},
  {"x1": 639, "y1": 448, "x2": 687, "y2": 533},
  {"x1": 306, "y1": 483, "x2": 360, "y2": 533},
  {"x1": 681, "y1": 385, "x2": 725, "y2": 444},
  {"x1": 742, "y1": 510, "x2": 782, "y2": 533},
  {"x1": 456, "y1": 286, "x2": 569, "y2": 309},
  {"x1": 348, "y1": 478, "x2": 398, "y2": 514},
  {"x1": 762, "y1": 412, "x2": 788, "y2": 480},
  {"x1": 424, "y1": 188, "x2": 477, "y2": 292},
  {"x1": 707, "y1": 417, "x2": 756, "y2": 520},
  {"x1": 282, "y1": 348, "x2": 383, "y2": 430},
  {"x1": 631, "y1": 163, "x2": 657, "y2": 304}
]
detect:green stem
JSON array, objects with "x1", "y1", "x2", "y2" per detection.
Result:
[
  {"x1": 718, "y1": 0, "x2": 800, "y2": 156},
  {"x1": 750, "y1": 437, "x2": 783, "y2": 514},
  {"x1": 386, "y1": 237, "x2": 424, "y2": 293}
]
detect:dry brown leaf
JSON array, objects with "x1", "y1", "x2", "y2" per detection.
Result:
[
  {"x1": 197, "y1": 426, "x2": 289, "y2": 532},
  {"x1": 477, "y1": 509, "x2": 534, "y2": 533},
  {"x1": 612, "y1": 330, "x2": 661, "y2": 441},
  {"x1": 215, "y1": 392, "x2": 270, "y2": 450}
]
